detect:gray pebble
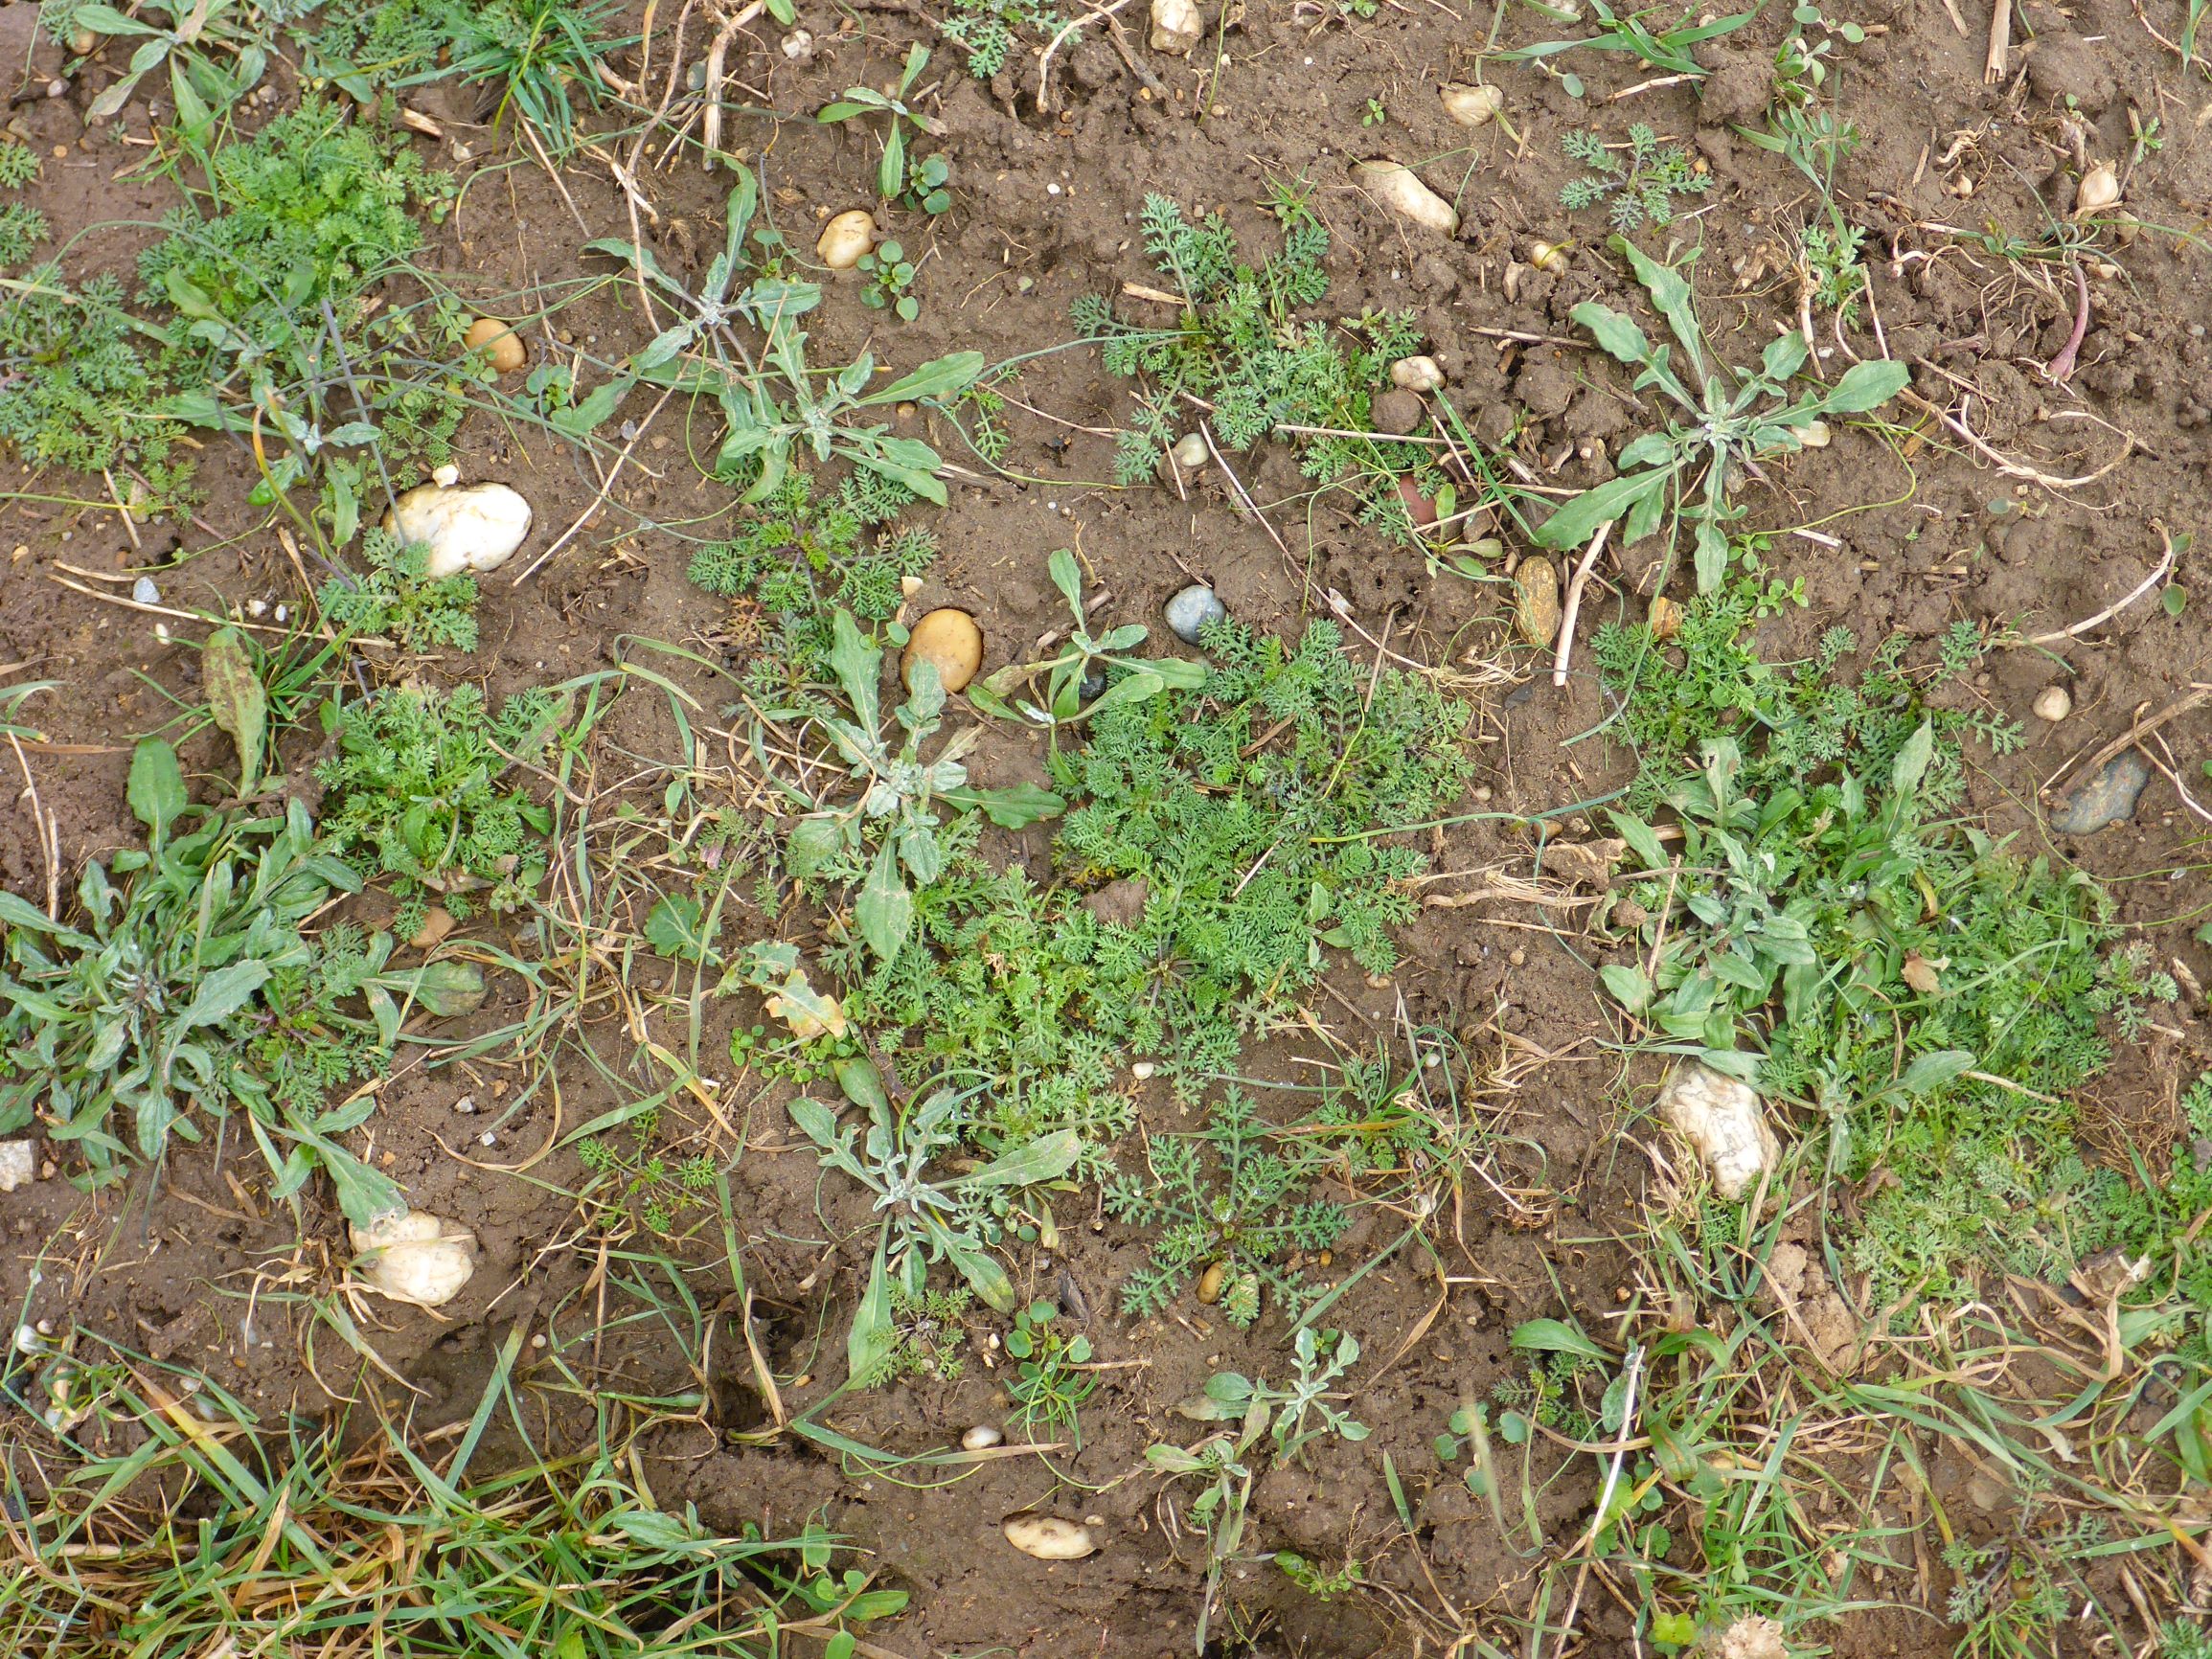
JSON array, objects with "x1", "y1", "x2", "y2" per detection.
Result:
[
  {"x1": 2051, "y1": 750, "x2": 2151, "y2": 835},
  {"x1": 131, "y1": 576, "x2": 160, "y2": 605},
  {"x1": 1164, "y1": 583, "x2": 1226, "y2": 645}
]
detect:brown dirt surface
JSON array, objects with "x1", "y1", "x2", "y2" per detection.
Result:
[{"x1": 6, "y1": 0, "x2": 2212, "y2": 1651}]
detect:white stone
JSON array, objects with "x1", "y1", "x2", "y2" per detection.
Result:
[
  {"x1": 1150, "y1": 0, "x2": 1203, "y2": 54},
  {"x1": 0, "y1": 1141, "x2": 34, "y2": 1193},
  {"x1": 385, "y1": 482, "x2": 534, "y2": 580},
  {"x1": 350, "y1": 1209, "x2": 478, "y2": 1307},
  {"x1": 1656, "y1": 1061, "x2": 1778, "y2": 1199}
]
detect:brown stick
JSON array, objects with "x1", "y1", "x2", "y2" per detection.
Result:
[
  {"x1": 1551, "y1": 520, "x2": 1614, "y2": 689},
  {"x1": 1984, "y1": 0, "x2": 2013, "y2": 82}
]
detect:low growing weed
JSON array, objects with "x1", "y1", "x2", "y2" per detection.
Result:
[
  {"x1": 1106, "y1": 1088, "x2": 1348, "y2": 1327},
  {"x1": 1074, "y1": 188, "x2": 1435, "y2": 524},
  {"x1": 1561, "y1": 125, "x2": 1711, "y2": 231},
  {"x1": 315, "y1": 683, "x2": 563, "y2": 933},
  {"x1": 318, "y1": 525, "x2": 482, "y2": 651},
  {"x1": 1534, "y1": 236, "x2": 1908, "y2": 590},
  {"x1": 0, "y1": 739, "x2": 481, "y2": 1226},
  {"x1": 1594, "y1": 592, "x2": 2172, "y2": 1306},
  {"x1": 1005, "y1": 1297, "x2": 1097, "y2": 1442},
  {"x1": 688, "y1": 469, "x2": 938, "y2": 701},
  {"x1": 942, "y1": 0, "x2": 1060, "y2": 77},
  {"x1": 578, "y1": 1108, "x2": 718, "y2": 1235},
  {"x1": 0, "y1": 141, "x2": 45, "y2": 270}
]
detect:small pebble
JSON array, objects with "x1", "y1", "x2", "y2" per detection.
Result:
[
  {"x1": 1514, "y1": 559, "x2": 1562, "y2": 648},
  {"x1": 2033, "y1": 685, "x2": 2072, "y2": 722},
  {"x1": 273, "y1": 603, "x2": 288, "y2": 624},
  {"x1": 1195, "y1": 1261, "x2": 1227, "y2": 1305},
  {"x1": 901, "y1": 608, "x2": 984, "y2": 693},
  {"x1": 478, "y1": 1129, "x2": 497, "y2": 1148},
  {"x1": 2051, "y1": 751, "x2": 2151, "y2": 835},
  {"x1": 1004, "y1": 1515, "x2": 1096, "y2": 1560},
  {"x1": 131, "y1": 576, "x2": 160, "y2": 605},
  {"x1": 453, "y1": 1095, "x2": 477, "y2": 1115},
  {"x1": 1130, "y1": 1060, "x2": 1156, "y2": 1079},
  {"x1": 1170, "y1": 432, "x2": 1208, "y2": 469},
  {"x1": 1164, "y1": 583, "x2": 1227, "y2": 645},
  {"x1": 962, "y1": 1424, "x2": 1003, "y2": 1450}
]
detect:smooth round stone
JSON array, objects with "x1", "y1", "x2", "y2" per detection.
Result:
[
  {"x1": 962, "y1": 1424, "x2": 1003, "y2": 1450},
  {"x1": 464, "y1": 316, "x2": 527, "y2": 374},
  {"x1": 902, "y1": 608, "x2": 983, "y2": 693},
  {"x1": 1164, "y1": 584, "x2": 1227, "y2": 645}
]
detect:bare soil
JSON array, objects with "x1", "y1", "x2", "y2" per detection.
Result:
[{"x1": 5, "y1": 0, "x2": 2212, "y2": 1649}]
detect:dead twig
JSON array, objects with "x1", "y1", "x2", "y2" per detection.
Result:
[
  {"x1": 512, "y1": 384, "x2": 678, "y2": 584},
  {"x1": 2012, "y1": 521, "x2": 2177, "y2": 646},
  {"x1": 1551, "y1": 520, "x2": 1614, "y2": 689},
  {"x1": 1984, "y1": 0, "x2": 2012, "y2": 82}
]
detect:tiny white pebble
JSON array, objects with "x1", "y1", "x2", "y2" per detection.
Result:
[
  {"x1": 246, "y1": 598, "x2": 267, "y2": 617},
  {"x1": 154, "y1": 623, "x2": 171, "y2": 644},
  {"x1": 273, "y1": 603, "x2": 288, "y2": 624},
  {"x1": 478, "y1": 1130, "x2": 497, "y2": 1147},
  {"x1": 35, "y1": 1319, "x2": 55, "y2": 1337},
  {"x1": 531, "y1": 1332, "x2": 548, "y2": 1349},
  {"x1": 1047, "y1": 182, "x2": 1061, "y2": 195},
  {"x1": 454, "y1": 1095, "x2": 477, "y2": 1114},
  {"x1": 131, "y1": 576, "x2": 160, "y2": 604},
  {"x1": 1131, "y1": 1060, "x2": 1156, "y2": 1079}
]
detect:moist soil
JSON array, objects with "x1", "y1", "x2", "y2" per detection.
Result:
[{"x1": 4, "y1": 0, "x2": 2212, "y2": 1650}]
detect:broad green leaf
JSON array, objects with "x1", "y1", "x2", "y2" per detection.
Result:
[
  {"x1": 646, "y1": 893, "x2": 707, "y2": 960},
  {"x1": 1894, "y1": 1048, "x2": 1975, "y2": 1097},
  {"x1": 965, "y1": 1126, "x2": 1080, "y2": 1190},
  {"x1": 1568, "y1": 302, "x2": 1657, "y2": 375},
  {"x1": 1694, "y1": 517, "x2": 1730, "y2": 593},
  {"x1": 1534, "y1": 468, "x2": 1668, "y2": 550},
  {"x1": 128, "y1": 739, "x2": 187, "y2": 843},
  {"x1": 633, "y1": 322, "x2": 698, "y2": 373},
  {"x1": 1890, "y1": 719, "x2": 1935, "y2": 796},
  {"x1": 1080, "y1": 671, "x2": 1167, "y2": 720},
  {"x1": 868, "y1": 351, "x2": 986, "y2": 404},
  {"x1": 550, "y1": 375, "x2": 634, "y2": 437},
  {"x1": 1599, "y1": 964, "x2": 1653, "y2": 1011},
  {"x1": 816, "y1": 99, "x2": 880, "y2": 123},
  {"x1": 1818, "y1": 356, "x2": 1909, "y2": 414},
  {"x1": 313, "y1": 1137, "x2": 406, "y2": 1230},
  {"x1": 827, "y1": 611, "x2": 881, "y2": 737},
  {"x1": 203, "y1": 627, "x2": 265, "y2": 792},
  {"x1": 718, "y1": 171, "x2": 759, "y2": 294},
  {"x1": 1759, "y1": 330, "x2": 1809, "y2": 386},
  {"x1": 834, "y1": 1057, "x2": 889, "y2": 1115},
  {"x1": 1511, "y1": 1317, "x2": 1608, "y2": 1362},
  {"x1": 1047, "y1": 547, "x2": 1084, "y2": 617},
  {"x1": 1608, "y1": 811, "x2": 1668, "y2": 869},
  {"x1": 848, "y1": 1236, "x2": 896, "y2": 1382},
  {"x1": 857, "y1": 840, "x2": 913, "y2": 963},
  {"x1": 1613, "y1": 237, "x2": 1706, "y2": 384},
  {"x1": 379, "y1": 962, "x2": 484, "y2": 1017},
  {"x1": 944, "y1": 1233, "x2": 1016, "y2": 1312},
  {"x1": 878, "y1": 123, "x2": 904, "y2": 201},
  {"x1": 943, "y1": 782, "x2": 1064, "y2": 828},
  {"x1": 582, "y1": 236, "x2": 687, "y2": 295},
  {"x1": 177, "y1": 960, "x2": 271, "y2": 1029}
]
